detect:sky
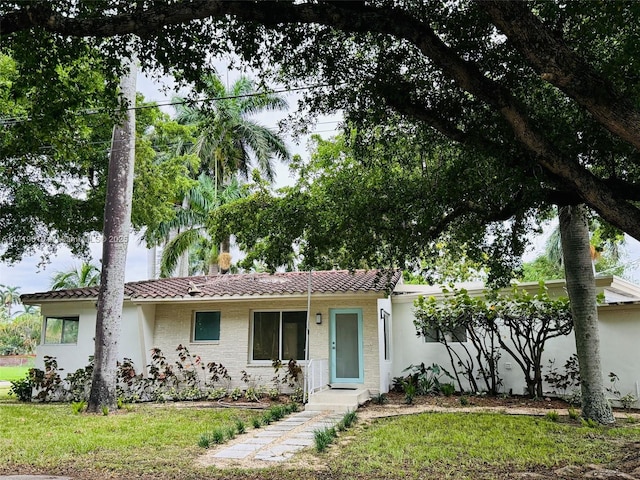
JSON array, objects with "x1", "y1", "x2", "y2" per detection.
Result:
[{"x1": 0, "y1": 69, "x2": 341, "y2": 296}]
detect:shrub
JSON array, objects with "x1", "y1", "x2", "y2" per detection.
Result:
[
  {"x1": 371, "y1": 393, "x2": 388, "y2": 405},
  {"x1": 402, "y1": 379, "x2": 416, "y2": 405},
  {"x1": 459, "y1": 395, "x2": 470, "y2": 406},
  {"x1": 440, "y1": 383, "x2": 456, "y2": 397},
  {"x1": 252, "y1": 417, "x2": 262, "y2": 429},
  {"x1": 9, "y1": 375, "x2": 33, "y2": 402}
]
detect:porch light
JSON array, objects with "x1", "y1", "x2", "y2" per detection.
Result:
[{"x1": 315, "y1": 312, "x2": 322, "y2": 324}]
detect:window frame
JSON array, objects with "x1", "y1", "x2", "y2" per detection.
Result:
[
  {"x1": 43, "y1": 316, "x2": 80, "y2": 345},
  {"x1": 191, "y1": 310, "x2": 221, "y2": 343},
  {"x1": 250, "y1": 310, "x2": 307, "y2": 363},
  {"x1": 423, "y1": 326, "x2": 468, "y2": 343}
]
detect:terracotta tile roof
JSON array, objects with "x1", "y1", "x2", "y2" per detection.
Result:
[{"x1": 21, "y1": 269, "x2": 401, "y2": 303}]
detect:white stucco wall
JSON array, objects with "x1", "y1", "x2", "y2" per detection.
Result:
[
  {"x1": 36, "y1": 301, "x2": 143, "y2": 375},
  {"x1": 392, "y1": 293, "x2": 640, "y2": 405}
]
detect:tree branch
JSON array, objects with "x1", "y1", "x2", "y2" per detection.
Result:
[{"x1": 479, "y1": 0, "x2": 640, "y2": 152}]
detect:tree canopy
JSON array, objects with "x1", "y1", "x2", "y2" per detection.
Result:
[{"x1": 2, "y1": 1, "x2": 640, "y2": 243}]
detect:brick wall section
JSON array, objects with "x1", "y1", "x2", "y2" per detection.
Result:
[
  {"x1": 151, "y1": 294, "x2": 382, "y2": 392},
  {"x1": 0, "y1": 355, "x2": 35, "y2": 367}
]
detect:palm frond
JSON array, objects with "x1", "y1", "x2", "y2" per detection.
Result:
[{"x1": 160, "y1": 228, "x2": 203, "y2": 278}]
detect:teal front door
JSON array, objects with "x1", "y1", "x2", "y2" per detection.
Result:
[{"x1": 330, "y1": 308, "x2": 364, "y2": 384}]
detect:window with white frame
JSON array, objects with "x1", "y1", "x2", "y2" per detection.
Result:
[
  {"x1": 192, "y1": 311, "x2": 221, "y2": 342},
  {"x1": 44, "y1": 316, "x2": 79, "y2": 344},
  {"x1": 252, "y1": 311, "x2": 306, "y2": 361}
]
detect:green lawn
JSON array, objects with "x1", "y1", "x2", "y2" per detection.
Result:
[
  {"x1": 0, "y1": 365, "x2": 30, "y2": 381},
  {"x1": 0, "y1": 402, "x2": 638, "y2": 480}
]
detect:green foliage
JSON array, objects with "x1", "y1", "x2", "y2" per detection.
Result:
[
  {"x1": 9, "y1": 375, "x2": 33, "y2": 402},
  {"x1": 235, "y1": 418, "x2": 246, "y2": 435},
  {"x1": 545, "y1": 411, "x2": 560, "y2": 422},
  {"x1": 402, "y1": 380, "x2": 416, "y2": 405},
  {"x1": 371, "y1": 393, "x2": 388, "y2": 405},
  {"x1": 0, "y1": 311, "x2": 41, "y2": 355},
  {"x1": 440, "y1": 383, "x2": 456, "y2": 397},
  {"x1": 71, "y1": 401, "x2": 87, "y2": 415},
  {"x1": 50, "y1": 262, "x2": 101, "y2": 290},
  {"x1": 545, "y1": 354, "x2": 581, "y2": 396},
  {"x1": 414, "y1": 284, "x2": 573, "y2": 398},
  {"x1": 568, "y1": 407, "x2": 580, "y2": 421},
  {"x1": 314, "y1": 426, "x2": 337, "y2": 453}
]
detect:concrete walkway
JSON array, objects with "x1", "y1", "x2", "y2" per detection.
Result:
[{"x1": 200, "y1": 409, "x2": 344, "y2": 464}]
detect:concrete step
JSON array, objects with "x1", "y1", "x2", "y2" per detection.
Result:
[{"x1": 305, "y1": 388, "x2": 369, "y2": 412}]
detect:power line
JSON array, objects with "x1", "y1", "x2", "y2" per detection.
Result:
[{"x1": 0, "y1": 82, "x2": 339, "y2": 127}]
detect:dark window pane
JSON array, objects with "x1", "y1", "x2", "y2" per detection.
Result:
[
  {"x1": 194, "y1": 311, "x2": 221, "y2": 341},
  {"x1": 253, "y1": 312, "x2": 279, "y2": 360},
  {"x1": 281, "y1": 311, "x2": 306, "y2": 360}
]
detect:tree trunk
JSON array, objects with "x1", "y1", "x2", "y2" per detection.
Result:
[
  {"x1": 88, "y1": 60, "x2": 137, "y2": 413},
  {"x1": 559, "y1": 204, "x2": 614, "y2": 424}
]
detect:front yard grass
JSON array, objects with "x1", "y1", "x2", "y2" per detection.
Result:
[
  {"x1": 0, "y1": 402, "x2": 265, "y2": 479},
  {"x1": 0, "y1": 365, "x2": 30, "y2": 382},
  {"x1": 1, "y1": 402, "x2": 639, "y2": 480},
  {"x1": 325, "y1": 412, "x2": 640, "y2": 479}
]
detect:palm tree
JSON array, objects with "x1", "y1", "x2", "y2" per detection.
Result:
[
  {"x1": 150, "y1": 173, "x2": 245, "y2": 277},
  {"x1": 153, "y1": 74, "x2": 290, "y2": 275},
  {"x1": 0, "y1": 285, "x2": 21, "y2": 317},
  {"x1": 50, "y1": 262, "x2": 101, "y2": 290},
  {"x1": 174, "y1": 74, "x2": 290, "y2": 184}
]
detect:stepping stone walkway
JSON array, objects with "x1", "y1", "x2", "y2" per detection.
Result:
[{"x1": 204, "y1": 410, "x2": 344, "y2": 463}]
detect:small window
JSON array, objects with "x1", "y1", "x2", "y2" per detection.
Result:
[
  {"x1": 193, "y1": 311, "x2": 221, "y2": 342},
  {"x1": 422, "y1": 326, "x2": 440, "y2": 343},
  {"x1": 423, "y1": 326, "x2": 467, "y2": 343},
  {"x1": 44, "y1": 316, "x2": 79, "y2": 344}
]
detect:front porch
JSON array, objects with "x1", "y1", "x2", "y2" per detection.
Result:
[{"x1": 305, "y1": 358, "x2": 370, "y2": 412}]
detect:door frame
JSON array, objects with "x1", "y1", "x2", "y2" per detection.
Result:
[{"x1": 329, "y1": 308, "x2": 364, "y2": 384}]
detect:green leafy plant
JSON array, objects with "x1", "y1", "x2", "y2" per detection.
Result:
[
  {"x1": 341, "y1": 410, "x2": 357, "y2": 428},
  {"x1": 71, "y1": 400, "x2": 87, "y2": 414},
  {"x1": 581, "y1": 418, "x2": 600, "y2": 429},
  {"x1": 314, "y1": 426, "x2": 337, "y2": 453},
  {"x1": 371, "y1": 393, "x2": 388, "y2": 405},
  {"x1": 460, "y1": 395, "x2": 470, "y2": 406},
  {"x1": 545, "y1": 410, "x2": 560, "y2": 422},
  {"x1": 440, "y1": 383, "x2": 456, "y2": 397},
  {"x1": 568, "y1": 407, "x2": 580, "y2": 420},
  {"x1": 9, "y1": 375, "x2": 33, "y2": 402},
  {"x1": 235, "y1": 418, "x2": 246, "y2": 435},
  {"x1": 198, "y1": 433, "x2": 211, "y2": 448},
  {"x1": 620, "y1": 393, "x2": 638, "y2": 411},
  {"x1": 402, "y1": 379, "x2": 416, "y2": 405},
  {"x1": 101, "y1": 405, "x2": 109, "y2": 416},
  {"x1": 261, "y1": 410, "x2": 273, "y2": 425},
  {"x1": 230, "y1": 387, "x2": 242, "y2": 401},
  {"x1": 252, "y1": 417, "x2": 262, "y2": 429}
]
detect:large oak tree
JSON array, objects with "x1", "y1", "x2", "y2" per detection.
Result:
[{"x1": 3, "y1": 1, "x2": 639, "y2": 423}]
